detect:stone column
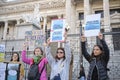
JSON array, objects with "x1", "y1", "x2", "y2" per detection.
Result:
[
  {"x1": 65, "y1": 0, "x2": 71, "y2": 32},
  {"x1": 103, "y1": 0, "x2": 111, "y2": 32},
  {"x1": 3, "y1": 21, "x2": 8, "y2": 40},
  {"x1": 15, "y1": 19, "x2": 20, "y2": 39},
  {"x1": 43, "y1": 16, "x2": 47, "y2": 34},
  {"x1": 84, "y1": 0, "x2": 91, "y2": 21},
  {"x1": 103, "y1": 0, "x2": 114, "y2": 51},
  {"x1": 103, "y1": 0, "x2": 114, "y2": 79},
  {"x1": 66, "y1": 0, "x2": 76, "y2": 33},
  {"x1": 103, "y1": 0, "x2": 114, "y2": 61}
]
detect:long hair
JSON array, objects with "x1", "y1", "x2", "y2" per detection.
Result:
[
  {"x1": 55, "y1": 47, "x2": 66, "y2": 61},
  {"x1": 10, "y1": 52, "x2": 20, "y2": 61},
  {"x1": 33, "y1": 47, "x2": 43, "y2": 55},
  {"x1": 91, "y1": 45, "x2": 104, "y2": 58}
]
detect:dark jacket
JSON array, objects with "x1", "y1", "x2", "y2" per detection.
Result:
[{"x1": 82, "y1": 39, "x2": 110, "y2": 80}]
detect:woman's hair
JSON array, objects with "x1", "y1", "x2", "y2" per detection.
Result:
[
  {"x1": 33, "y1": 47, "x2": 43, "y2": 55},
  {"x1": 91, "y1": 44, "x2": 104, "y2": 57},
  {"x1": 10, "y1": 52, "x2": 20, "y2": 61},
  {"x1": 55, "y1": 47, "x2": 66, "y2": 61}
]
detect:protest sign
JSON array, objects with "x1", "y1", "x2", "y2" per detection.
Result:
[
  {"x1": 25, "y1": 30, "x2": 45, "y2": 47},
  {"x1": 84, "y1": 14, "x2": 101, "y2": 37},
  {"x1": 50, "y1": 19, "x2": 65, "y2": 42},
  {"x1": 0, "y1": 45, "x2": 5, "y2": 62}
]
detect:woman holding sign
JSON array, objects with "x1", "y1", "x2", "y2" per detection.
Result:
[
  {"x1": 21, "y1": 45, "x2": 48, "y2": 80},
  {"x1": 45, "y1": 31, "x2": 71, "y2": 80},
  {"x1": 81, "y1": 33, "x2": 110, "y2": 80}
]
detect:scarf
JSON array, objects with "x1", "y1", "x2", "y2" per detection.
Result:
[{"x1": 33, "y1": 54, "x2": 43, "y2": 64}]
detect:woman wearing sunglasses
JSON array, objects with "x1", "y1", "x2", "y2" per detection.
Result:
[{"x1": 45, "y1": 31, "x2": 71, "y2": 80}]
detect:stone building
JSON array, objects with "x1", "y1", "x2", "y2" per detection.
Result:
[{"x1": 0, "y1": 0, "x2": 120, "y2": 80}]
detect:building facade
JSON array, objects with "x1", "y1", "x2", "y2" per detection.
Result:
[{"x1": 0, "y1": 0, "x2": 120, "y2": 80}]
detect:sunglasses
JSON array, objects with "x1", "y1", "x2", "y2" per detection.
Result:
[{"x1": 57, "y1": 51, "x2": 64, "y2": 54}]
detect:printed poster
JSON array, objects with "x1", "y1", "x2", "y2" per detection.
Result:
[
  {"x1": 0, "y1": 44, "x2": 5, "y2": 62},
  {"x1": 84, "y1": 14, "x2": 101, "y2": 37},
  {"x1": 50, "y1": 19, "x2": 65, "y2": 42}
]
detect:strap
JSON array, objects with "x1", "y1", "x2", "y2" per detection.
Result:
[
  {"x1": 36, "y1": 61, "x2": 45, "y2": 80},
  {"x1": 39, "y1": 61, "x2": 46, "y2": 75}
]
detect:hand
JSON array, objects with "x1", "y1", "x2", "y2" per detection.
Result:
[
  {"x1": 98, "y1": 33, "x2": 103, "y2": 40},
  {"x1": 63, "y1": 30, "x2": 67, "y2": 43},
  {"x1": 81, "y1": 35, "x2": 86, "y2": 42},
  {"x1": 46, "y1": 38, "x2": 51, "y2": 46},
  {"x1": 23, "y1": 43, "x2": 27, "y2": 50}
]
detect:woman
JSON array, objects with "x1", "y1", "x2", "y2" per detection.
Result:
[
  {"x1": 45, "y1": 32, "x2": 71, "y2": 80},
  {"x1": 10, "y1": 52, "x2": 24, "y2": 80},
  {"x1": 21, "y1": 45, "x2": 48, "y2": 80},
  {"x1": 81, "y1": 33, "x2": 109, "y2": 80}
]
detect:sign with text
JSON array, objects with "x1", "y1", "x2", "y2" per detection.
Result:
[
  {"x1": 50, "y1": 19, "x2": 65, "y2": 42},
  {"x1": 25, "y1": 30, "x2": 45, "y2": 47},
  {"x1": 0, "y1": 45, "x2": 5, "y2": 62},
  {"x1": 84, "y1": 14, "x2": 101, "y2": 37}
]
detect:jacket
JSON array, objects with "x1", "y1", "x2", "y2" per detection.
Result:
[
  {"x1": 45, "y1": 42, "x2": 71, "y2": 80},
  {"x1": 82, "y1": 39, "x2": 110, "y2": 80},
  {"x1": 21, "y1": 50, "x2": 48, "y2": 80}
]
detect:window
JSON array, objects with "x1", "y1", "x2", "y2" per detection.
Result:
[
  {"x1": 79, "y1": 13, "x2": 84, "y2": 20},
  {"x1": 110, "y1": 8, "x2": 120, "y2": 15},
  {"x1": 112, "y1": 28, "x2": 120, "y2": 50},
  {"x1": 95, "y1": 10, "x2": 104, "y2": 18}
]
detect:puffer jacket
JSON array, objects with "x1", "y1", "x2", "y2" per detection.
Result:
[{"x1": 82, "y1": 39, "x2": 110, "y2": 80}]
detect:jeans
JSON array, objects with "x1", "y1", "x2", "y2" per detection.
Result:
[
  {"x1": 52, "y1": 74, "x2": 61, "y2": 80},
  {"x1": 79, "y1": 76, "x2": 85, "y2": 80}
]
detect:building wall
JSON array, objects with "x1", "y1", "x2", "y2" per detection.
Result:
[{"x1": 0, "y1": 0, "x2": 120, "y2": 80}]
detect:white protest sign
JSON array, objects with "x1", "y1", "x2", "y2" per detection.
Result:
[
  {"x1": 84, "y1": 14, "x2": 101, "y2": 37},
  {"x1": 0, "y1": 45, "x2": 5, "y2": 62},
  {"x1": 50, "y1": 19, "x2": 65, "y2": 42}
]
